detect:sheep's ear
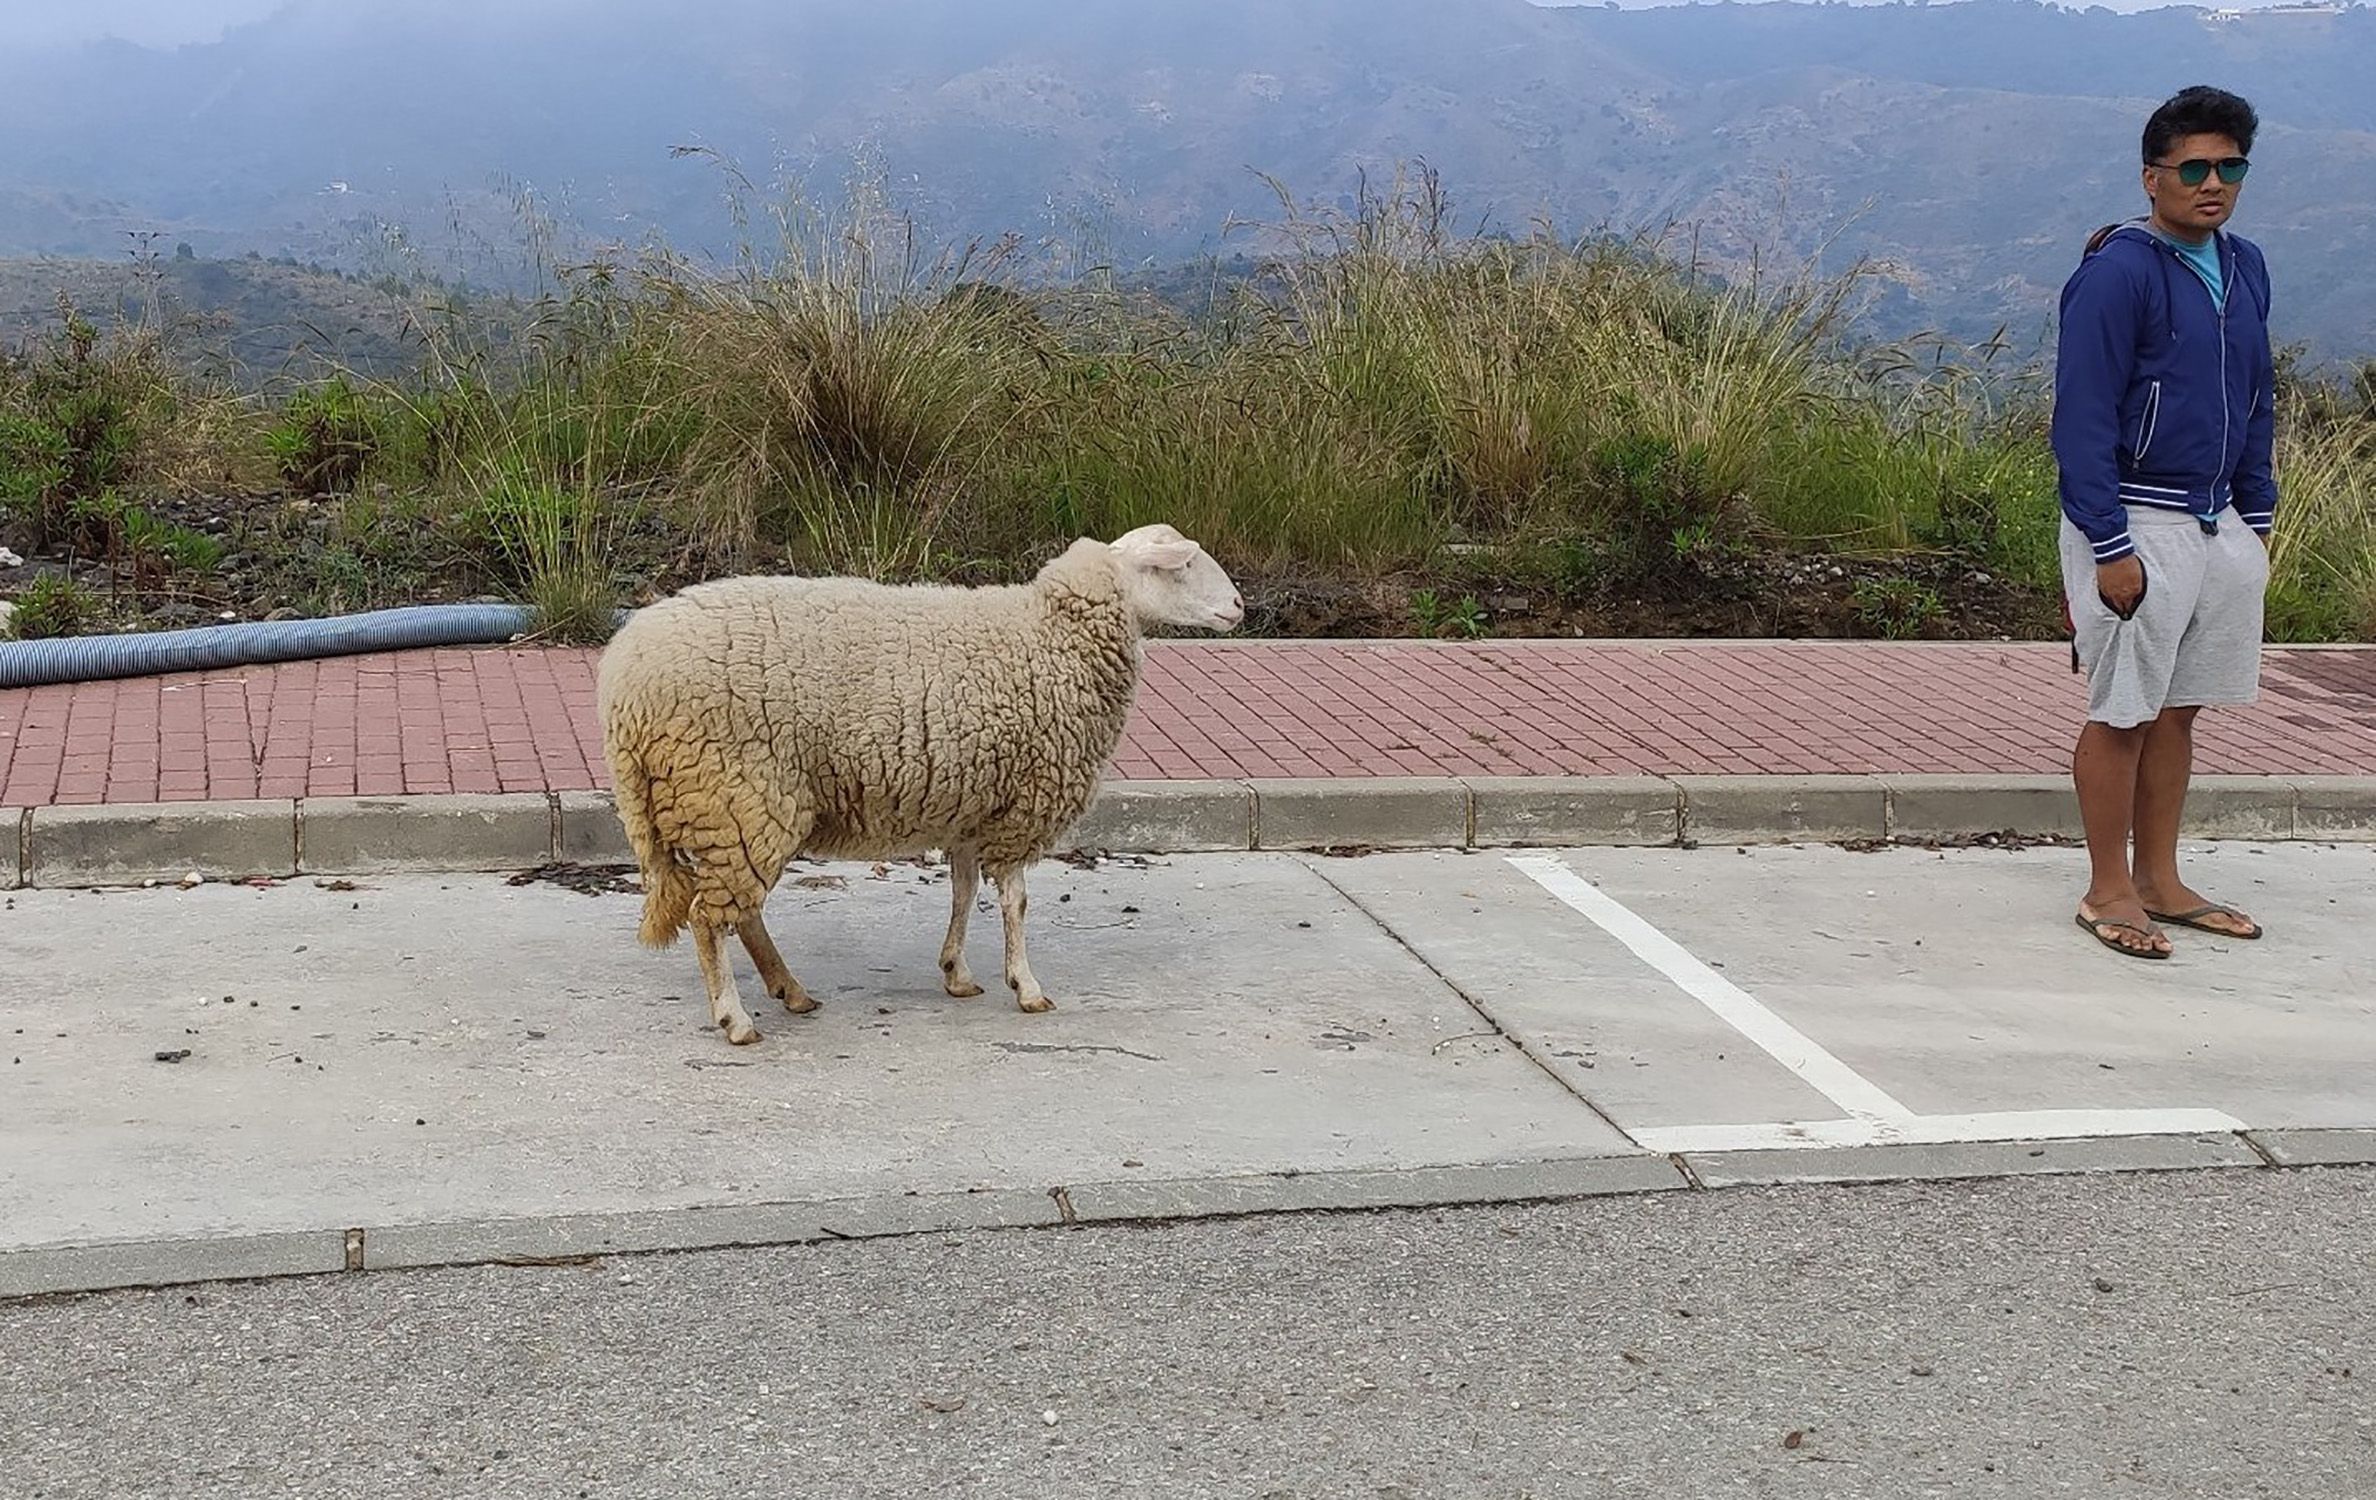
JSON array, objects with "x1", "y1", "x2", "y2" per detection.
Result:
[{"x1": 1116, "y1": 535, "x2": 1200, "y2": 572}]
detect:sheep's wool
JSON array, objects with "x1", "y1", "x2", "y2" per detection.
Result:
[{"x1": 596, "y1": 539, "x2": 1141, "y2": 945}]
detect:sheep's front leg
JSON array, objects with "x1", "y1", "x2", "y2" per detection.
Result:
[
  {"x1": 738, "y1": 914, "x2": 817, "y2": 1014},
  {"x1": 993, "y1": 865, "x2": 1052, "y2": 1014},
  {"x1": 693, "y1": 922, "x2": 761, "y2": 1045},
  {"x1": 939, "y1": 845, "x2": 987, "y2": 999}
]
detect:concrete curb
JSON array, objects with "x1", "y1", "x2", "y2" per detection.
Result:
[
  {"x1": 7, "y1": 1132, "x2": 2371, "y2": 1299},
  {"x1": 6, "y1": 773, "x2": 2373, "y2": 888}
]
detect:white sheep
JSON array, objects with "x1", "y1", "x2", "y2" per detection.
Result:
[{"x1": 595, "y1": 524, "x2": 1244, "y2": 1044}]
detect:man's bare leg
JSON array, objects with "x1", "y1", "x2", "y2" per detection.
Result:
[
  {"x1": 2131, "y1": 705, "x2": 2260, "y2": 937},
  {"x1": 2073, "y1": 719, "x2": 2171, "y2": 955}
]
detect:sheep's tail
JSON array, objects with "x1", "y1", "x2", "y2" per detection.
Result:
[{"x1": 607, "y1": 741, "x2": 693, "y2": 949}]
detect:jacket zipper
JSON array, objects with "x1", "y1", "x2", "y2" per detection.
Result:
[{"x1": 2215, "y1": 238, "x2": 2231, "y2": 526}]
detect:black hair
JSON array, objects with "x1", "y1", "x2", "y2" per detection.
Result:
[{"x1": 2143, "y1": 85, "x2": 2258, "y2": 163}]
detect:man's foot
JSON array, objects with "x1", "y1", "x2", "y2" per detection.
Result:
[
  {"x1": 2139, "y1": 883, "x2": 2263, "y2": 940},
  {"x1": 2076, "y1": 898, "x2": 2173, "y2": 959}
]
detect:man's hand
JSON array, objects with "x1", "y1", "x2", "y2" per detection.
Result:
[{"x1": 2096, "y1": 555, "x2": 2146, "y2": 617}]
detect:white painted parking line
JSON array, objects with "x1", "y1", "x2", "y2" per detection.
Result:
[
  {"x1": 1505, "y1": 853, "x2": 1911, "y2": 1122},
  {"x1": 1507, "y1": 854, "x2": 2250, "y2": 1153}
]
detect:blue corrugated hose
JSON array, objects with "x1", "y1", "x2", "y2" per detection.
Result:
[{"x1": 0, "y1": 603, "x2": 595, "y2": 689}]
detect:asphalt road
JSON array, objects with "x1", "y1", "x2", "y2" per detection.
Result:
[{"x1": 5, "y1": 1166, "x2": 2371, "y2": 1500}]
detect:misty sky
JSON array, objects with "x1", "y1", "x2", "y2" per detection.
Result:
[
  {"x1": 0, "y1": 0, "x2": 289, "y2": 50},
  {"x1": 0, "y1": 0, "x2": 2300, "y2": 50}
]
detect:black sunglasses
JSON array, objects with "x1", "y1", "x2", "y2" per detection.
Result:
[{"x1": 2151, "y1": 156, "x2": 2250, "y2": 186}]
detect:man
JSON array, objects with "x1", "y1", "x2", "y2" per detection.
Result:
[{"x1": 2050, "y1": 84, "x2": 2277, "y2": 959}]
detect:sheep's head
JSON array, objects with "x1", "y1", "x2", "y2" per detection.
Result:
[{"x1": 1107, "y1": 524, "x2": 1243, "y2": 632}]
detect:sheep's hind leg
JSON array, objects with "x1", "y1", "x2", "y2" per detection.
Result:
[
  {"x1": 992, "y1": 864, "x2": 1053, "y2": 1014},
  {"x1": 738, "y1": 914, "x2": 818, "y2": 1015},
  {"x1": 694, "y1": 922, "x2": 761, "y2": 1045},
  {"x1": 939, "y1": 845, "x2": 986, "y2": 999}
]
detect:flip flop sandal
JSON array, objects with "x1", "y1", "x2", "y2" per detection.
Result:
[
  {"x1": 2075, "y1": 911, "x2": 2171, "y2": 959},
  {"x1": 2146, "y1": 904, "x2": 2263, "y2": 940}
]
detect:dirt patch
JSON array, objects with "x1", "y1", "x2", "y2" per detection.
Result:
[
  {"x1": 1237, "y1": 550, "x2": 2061, "y2": 643},
  {"x1": 4, "y1": 490, "x2": 2063, "y2": 644},
  {"x1": 1838, "y1": 831, "x2": 2083, "y2": 853},
  {"x1": 505, "y1": 862, "x2": 642, "y2": 896}
]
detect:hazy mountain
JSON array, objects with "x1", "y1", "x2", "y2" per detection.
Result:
[
  {"x1": 1, "y1": 0, "x2": 2370, "y2": 358},
  {"x1": 0, "y1": 251, "x2": 438, "y2": 384}
]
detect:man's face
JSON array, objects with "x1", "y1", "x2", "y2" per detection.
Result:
[{"x1": 2144, "y1": 131, "x2": 2248, "y2": 236}]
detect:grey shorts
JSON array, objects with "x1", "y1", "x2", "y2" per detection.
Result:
[{"x1": 2059, "y1": 506, "x2": 2268, "y2": 729}]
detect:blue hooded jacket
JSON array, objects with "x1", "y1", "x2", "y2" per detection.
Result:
[{"x1": 2049, "y1": 221, "x2": 2277, "y2": 566}]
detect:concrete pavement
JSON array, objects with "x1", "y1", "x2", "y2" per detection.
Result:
[{"x1": 5, "y1": 839, "x2": 2372, "y2": 1297}]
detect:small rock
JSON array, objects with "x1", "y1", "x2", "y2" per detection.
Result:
[
  {"x1": 2093, "y1": 1277, "x2": 2117, "y2": 1294},
  {"x1": 154, "y1": 1049, "x2": 192, "y2": 1064},
  {"x1": 1042, "y1": 1410, "x2": 1059, "y2": 1427},
  {"x1": 1911, "y1": 1364, "x2": 1936, "y2": 1377}
]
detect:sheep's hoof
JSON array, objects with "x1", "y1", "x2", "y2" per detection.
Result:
[
  {"x1": 1016, "y1": 994, "x2": 1056, "y2": 1015},
  {"x1": 779, "y1": 990, "x2": 819, "y2": 1015},
  {"x1": 722, "y1": 1019, "x2": 761, "y2": 1045},
  {"x1": 944, "y1": 978, "x2": 986, "y2": 1000}
]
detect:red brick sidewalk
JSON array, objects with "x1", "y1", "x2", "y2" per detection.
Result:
[{"x1": 1, "y1": 641, "x2": 2372, "y2": 808}]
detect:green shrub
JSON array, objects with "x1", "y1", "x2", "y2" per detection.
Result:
[{"x1": 6, "y1": 573, "x2": 101, "y2": 639}]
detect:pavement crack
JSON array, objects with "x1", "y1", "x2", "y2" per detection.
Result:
[
  {"x1": 995, "y1": 1041, "x2": 1161, "y2": 1062},
  {"x1": 1303, "y1": 857, "x2": 1643, "y2": 1151},
  {"x1": 2235, "y1": 1130, "x2": 2282, "y2": 1168}
]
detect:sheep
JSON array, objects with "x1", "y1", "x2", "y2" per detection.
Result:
[{"x1": 595, "y1": 523, "x2": 1245, "y2": 1045}]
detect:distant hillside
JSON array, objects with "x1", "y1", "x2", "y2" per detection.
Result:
[
  {"x1": 0, "y1": 253, "x2": 447, "y2": 386},
  {"x1": 0, "y1": 0, "x2": 2370, "y2": 357}
]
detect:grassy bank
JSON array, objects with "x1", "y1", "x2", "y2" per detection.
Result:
[{"x1": 4, "y1": 178, "x2": 2372, "y2": 645}]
